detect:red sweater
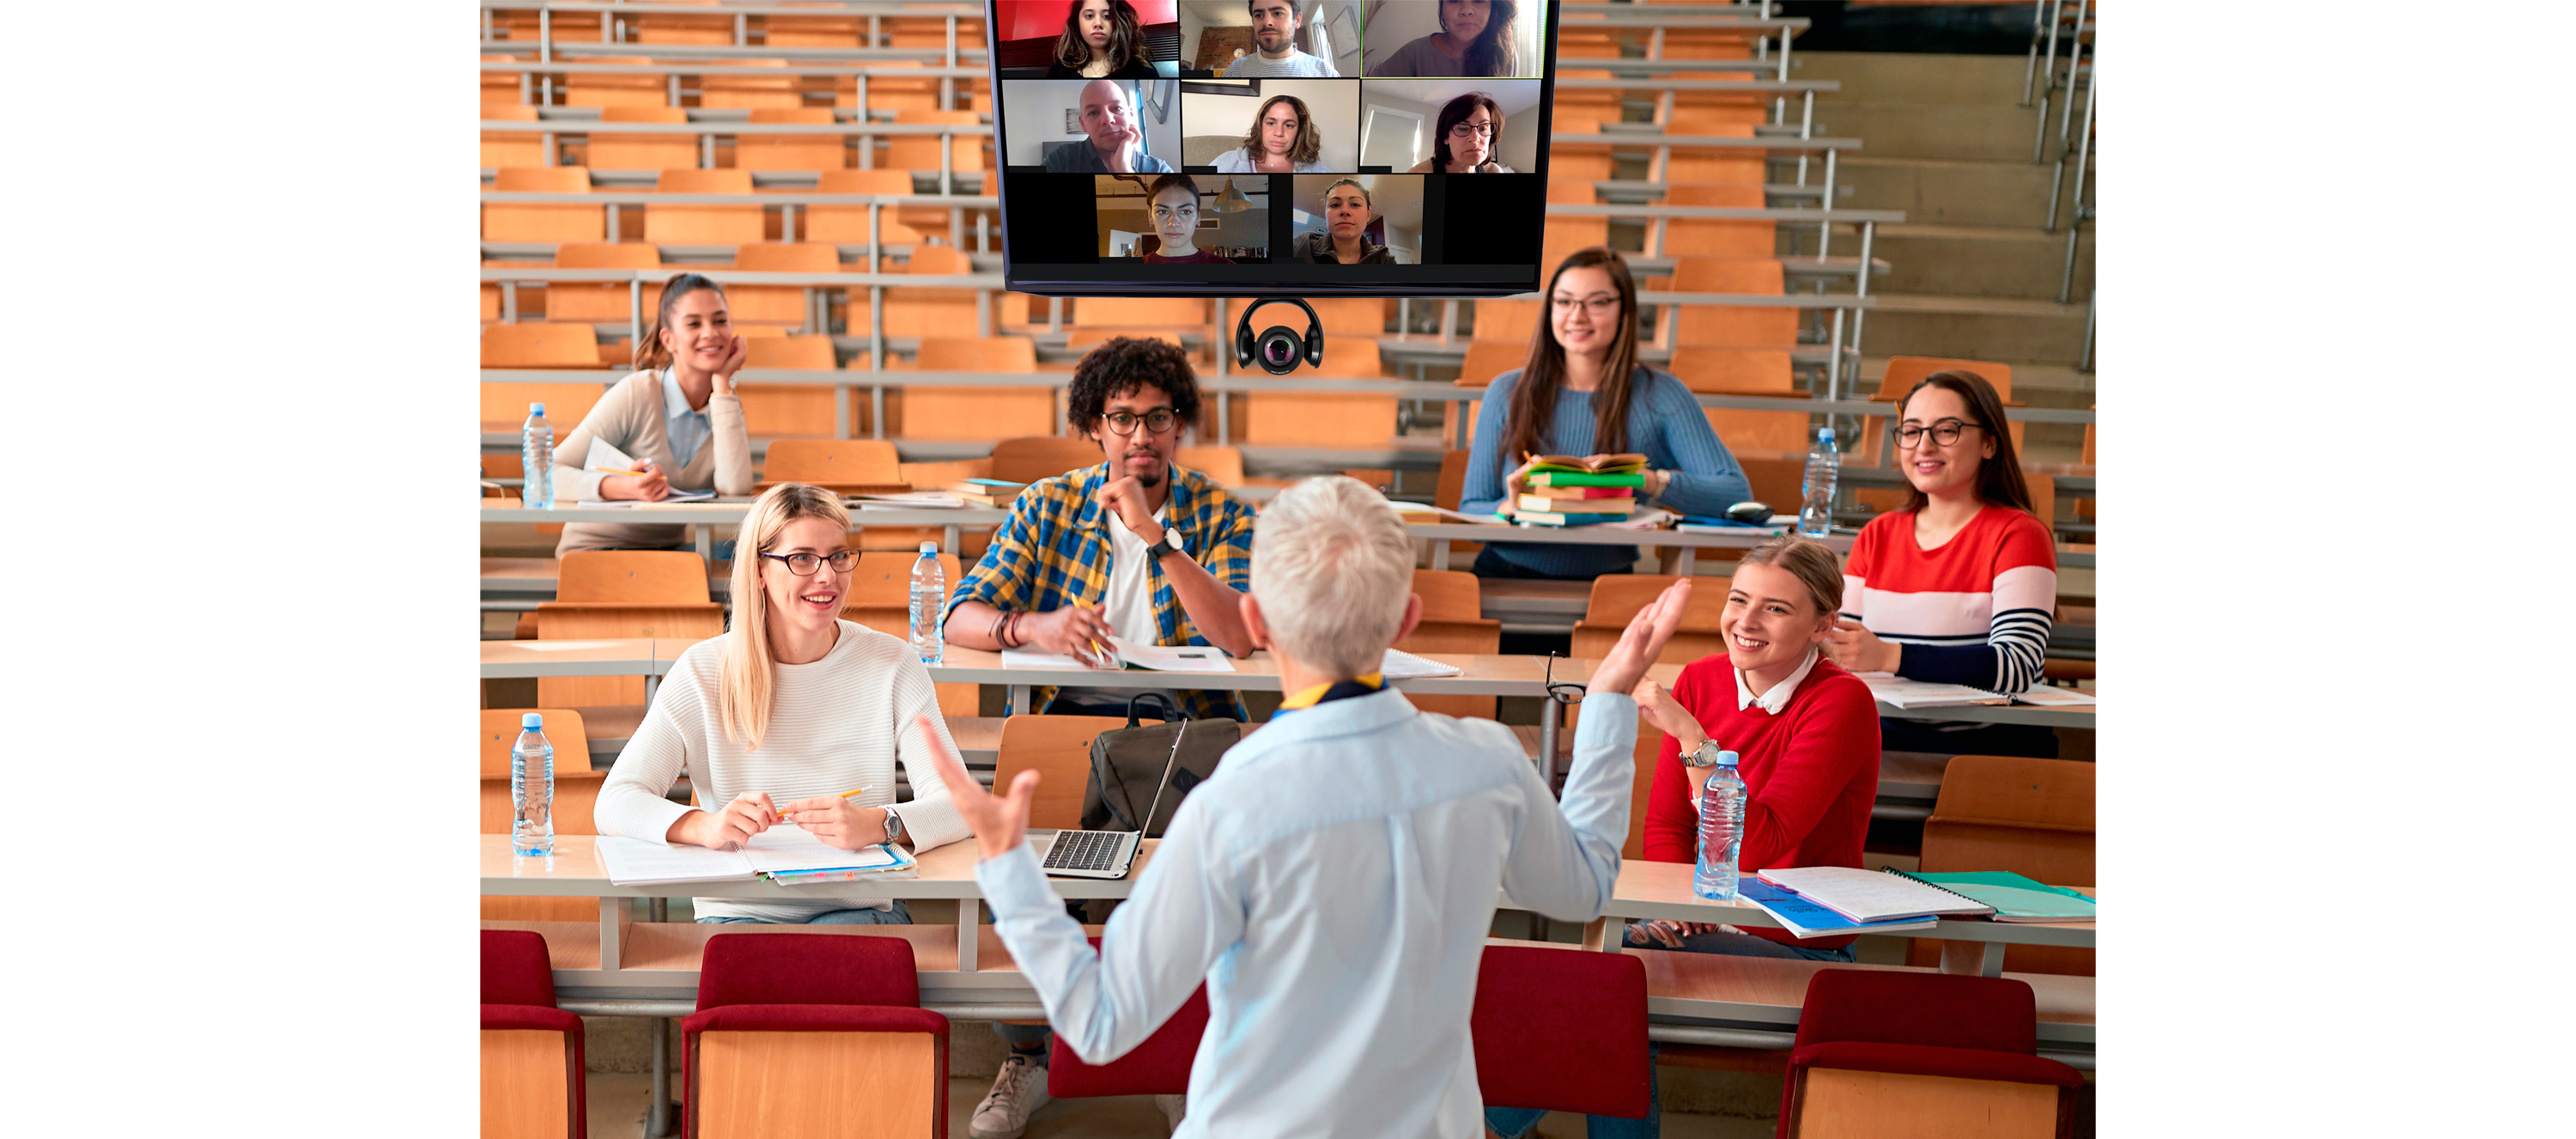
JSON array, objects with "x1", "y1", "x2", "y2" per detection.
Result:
[{"x1": 1642, "y1": 652, "x2": 1882, "y2": 947}]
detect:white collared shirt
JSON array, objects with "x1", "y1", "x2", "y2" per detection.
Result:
[
  {"x1": 975, "y1": 689, "x2": 1640, "y2": 1138},
  {"x1": 1735, "y1": 647, "x2": 1822, "y2": 716},
  {"x1": 659, "y1": 369, "x2": 712, "y2": 470}
]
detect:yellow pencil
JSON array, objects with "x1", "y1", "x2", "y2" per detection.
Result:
[
  {"x1": 837, "y1": 786, "x2": 870, "y2": 799},
  {"x1": 598, "y1": 466, "x2": 653, "y2": 477}
]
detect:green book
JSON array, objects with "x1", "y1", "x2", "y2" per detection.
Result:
[
  {"x1": 1879, "y1": 868, "x2": 2096, "y2": 923},
  {"x1": 1527, "y1": 470, "x2": 1648, "y2": 488}
]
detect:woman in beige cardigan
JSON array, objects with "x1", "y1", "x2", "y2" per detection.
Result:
[{"x1": 551, "y1": 272, "x2": 759, "y2": 554}]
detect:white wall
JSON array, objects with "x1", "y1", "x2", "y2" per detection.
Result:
[
  {"x1": 1358, "y1": 91, "x2": 1436, "y2": 168},
  {"x1": 1000, "y1": 78, "x2": 1182, "y2": 166}
]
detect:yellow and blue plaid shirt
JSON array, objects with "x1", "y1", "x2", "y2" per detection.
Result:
[{"x1": 945, "y1": 460, "x2": 1258, "y2": 721}]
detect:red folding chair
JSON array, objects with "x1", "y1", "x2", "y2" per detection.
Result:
[
  {"x1": 1043, "y1": 935, "x2": 1211, "y2": 1096},
  {"x1": 1472, "y1": 945, "x2": 1653, "y2": 1118},
  {"x1": 681, "y1": 933, "x2": 950, "y2": 1138},
  {"x1": 481, "y1": 929, "x2": 587, "y2": 1139},
  {"x1": 1777, "y1": 970, "x2": 2084, "y2": 1138}
]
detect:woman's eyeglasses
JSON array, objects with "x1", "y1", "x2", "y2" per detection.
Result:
[
  {"x1": 761, "y1": 550, "x2": 858, "y2": 576},
  {"x1": 1448, "y1": 121, "x2": 1497, "y2": 140},
  {"x1": 1103, "y1": 409, "x2": 1180, "y2": 436},
  {"x1": 1895, "y1": 418, "x2": 1980, "y2": 448}
]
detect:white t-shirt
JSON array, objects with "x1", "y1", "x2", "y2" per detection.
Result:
[
  {"x1": 1058, "y1": 499, "x2": 1187, "y2": 712},
  {"x1": 1212, "y1": 148, "x2": 1326, "y2": 174},
  {"x1": 1223, "y1": 50, "x2": 1338, "y2": 77}
]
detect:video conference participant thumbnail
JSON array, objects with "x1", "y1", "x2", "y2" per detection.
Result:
[
  {"x1": 1000, "y1": 78, "x2": 1183, "y2": 173},
  {"x1": 1358, "y1": 78, "x2": 1540, "y2": 174},
  {"x1": 990, "y1": 0, "x2": 1169, "y2": 80},
  {"x1": 1222, "y1": 0, "x2": 1360, "y2": 77},
  {"x1": 1186, "y1": 80, "x2": 1358, "y2": 173},
  {"x1": 1364, "y1": 0, "x2": 1539, "y2": 77},
  {"x1": 1094, "y1": 173, "x2": 1269, "y2": 263},
  {"x1": 1290, "y1": 174, "x2": 1415, "y2": 264}
]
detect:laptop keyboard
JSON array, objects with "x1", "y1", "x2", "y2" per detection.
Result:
[{"x1": 1042, "y1": 830, "x2": 1126, "y2": 873}]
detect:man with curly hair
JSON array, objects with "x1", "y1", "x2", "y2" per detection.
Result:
[{"x1": 939, "y1": 335, "x2": 1256, "y2": 1136}]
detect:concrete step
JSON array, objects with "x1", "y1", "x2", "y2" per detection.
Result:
[
  {"x1": 1819, "y1": 100, "x2": 2054, "y2": 162},
  {"x1": 1871, "y1": 222, "x2": 2092, "y2": 302},
  {"x1": 1857, "y1": 293, "x2": 2090, "y2": 371},
  {"x1": 1795, "y1": 51, "x2": 2041, "y2": 106},
  {"x1": 1836, "y1": 155, "x2": 2073, "y2": 229}
]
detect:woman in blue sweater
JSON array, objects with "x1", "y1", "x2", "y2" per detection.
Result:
[{"x1": 1460, "y1": 247, "x2": 1753, "y2": 580}]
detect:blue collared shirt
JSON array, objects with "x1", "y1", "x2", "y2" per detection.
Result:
[
  {"x1": 659, "y1": 369, "x2": 711, "y2": 470},
  {"x1": 975, "y1": 688, "x2": 1640, "y2": 1138}
]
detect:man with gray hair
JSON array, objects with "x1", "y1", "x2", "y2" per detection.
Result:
[{"x1": 926, "y1": 475, "x2": 1692, "y2": 1137}]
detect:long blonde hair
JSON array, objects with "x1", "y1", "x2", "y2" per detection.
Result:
[{"x1": 720, "y1": 483, "x2": 853, "y2": 750}]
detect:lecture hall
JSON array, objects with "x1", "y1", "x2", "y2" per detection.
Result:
[{"x1": 477, "y1": 2, "x2": 2101, "y2": 1136}]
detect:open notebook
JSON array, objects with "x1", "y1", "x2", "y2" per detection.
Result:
[{"x1": 594, "y1": 826, "x2": 915, "y2": 886}]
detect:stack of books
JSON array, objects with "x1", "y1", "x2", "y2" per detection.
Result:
[
  {"x1": 1509, "y1": 454, "x2": 1647, "y2": 527},
  {"x1": 948, "y1": 478, "x2": 1029, "y2": 507}
]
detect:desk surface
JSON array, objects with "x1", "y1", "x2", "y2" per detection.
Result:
[
  {"x1": 483, "y1": 836, "x2": 2092, "y2": 951},
  {"x1": 477, "y1": 640, "x2": 2097, "y2": 727}
]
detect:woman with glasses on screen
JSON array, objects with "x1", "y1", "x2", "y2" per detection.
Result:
[
  {"x1": 1458, "y1": 248, "x2": 1753, "y2": 582},
  {"x1": 593, "y1": 483, "x2": 974, "y2": 925},
  {"x1": 1825, "y1": 369, "x2": 2062, "y2": 758},
  {"x1": 1133, "y1": 174, "x2": 1236, "y2": 264},
  {"x1": 1212, "y1": 93, "x2": 1327, "y2": 174},
  {"x1": 1406, "y1": 91, "x2": 1513, "y2": 173},
  {"x1": 1046, "y1": 0, "x2": 1159, "y2": 78},
  {"x1": 1369, "y1": 0, "x2": 1522, "y2": 77}
]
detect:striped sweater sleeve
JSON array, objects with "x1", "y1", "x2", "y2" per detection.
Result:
[{"x1": 1893, "y1": 515, "x2": 2057, "y2": 694}]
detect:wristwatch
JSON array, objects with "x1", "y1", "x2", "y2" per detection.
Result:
[
  {"x1": 1144, "y1": 531, "x2": 1190, "y2": 563},
  {"x1": 1683, "y1": 740, "x2": 1734, "y2": 769},
  {"x1": 879, "y1": 806, "x2": 906, "y2": 844}
]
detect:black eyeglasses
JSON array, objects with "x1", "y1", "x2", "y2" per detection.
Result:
[
  {"x1": 1542, "y1": 654, "x2": 1587, "y2": 706},
  {"x1": 1449, "y1": 121, "x2": 1497, "y2": 141},
  {"x1": 760, "y1": 550, "x2": 858, "y2": 576},
  {"x1": 1895, "y1": 418, "x2": 1980, "y2": 449},
  {"x1": 1103, "y1": 409, "x2": 1180, "y2": 436}
]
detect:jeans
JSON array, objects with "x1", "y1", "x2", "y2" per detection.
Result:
[
  {"x1": 1472, "y1": 545, "x2": 1635, "y2": 582},
  {"x1": 1483, "y1": 929, "x2": 1859, "y2": 1139},
  {"x1": 696, "y1": 898, "x2": 915, "y2": 925}
]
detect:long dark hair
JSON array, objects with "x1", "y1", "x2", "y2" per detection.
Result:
[
  {"x1": 1445, "y1": 0, "x2": 1521, "y2": 77},
  {"x1": 634, "y1": 272, "x2": 726, "y2": 372},
  {"x1": 1499, "y1": 247, "x2": 1642, "y2": 464},
  {"x1": 1431, "y1": 91, "x2": 1504, "y2": 172},
  {"x1": 1055, "y1": 0, "x2": 1145, "y2": 73},
  {"x1": 1895, "y1": 369, "x2": 2036, "y2": 515}
]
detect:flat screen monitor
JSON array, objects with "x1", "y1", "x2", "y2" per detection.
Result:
[{"x1": 986, "y1": 0, "x2": 1562, "y2": 296}]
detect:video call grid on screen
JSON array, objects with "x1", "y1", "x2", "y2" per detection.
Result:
[{"x1": 988, "y1": 0, "x2": 1563, "y2": 295}]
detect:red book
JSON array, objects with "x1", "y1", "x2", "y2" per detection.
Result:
[{"x1": 1522, "y1": 485, "x2": 1632, "y2": 500}]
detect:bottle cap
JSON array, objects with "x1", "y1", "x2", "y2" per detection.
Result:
[
  {"x1": 521, "y1": 713, "x2": 544, "y2": 729},
  {"x1": 920, "y1": 541, "x2": 938, "y2": 555},
  {"x1": 530, "y1": 402, "x2": 546, "y2": 416},
  {"x1": 1716, "y1": 749, "x2": 1739, "y2": 767},
  {"x1": 1817, "y1": 428, "x2": 1834, "y2": 442}
]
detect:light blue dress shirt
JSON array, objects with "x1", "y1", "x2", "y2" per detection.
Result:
[
  {"x1": 659, "y1": 369, "x2": 712, "y2": 470},
  {"x1": 975, "y1": 688, "x2": 1641, "y2": 1139}
]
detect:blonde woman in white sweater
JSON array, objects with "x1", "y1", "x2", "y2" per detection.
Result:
[
  {"x1": 594, "y1": 483, "x2": 973, "y2": 923},
  {"x1": 550, "y1": 272, "x2": 760, "y2": 554}
]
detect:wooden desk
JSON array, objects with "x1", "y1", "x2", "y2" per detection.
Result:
[{"x1": 480, "y1": 502, "x2": 1007, "y2": 559}]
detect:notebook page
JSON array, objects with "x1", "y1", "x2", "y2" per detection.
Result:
[
  {"x1": 593, "y1": 834, "x2": 755, "y2": 885},
  {"x1": 1756, "y1": 865, "x2": 1993, "y2": 923},
  {"x1": 740, "y1": 825, "x2": 908, "y2": 874}
]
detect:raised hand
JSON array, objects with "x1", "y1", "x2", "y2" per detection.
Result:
[
  {"x1": 1586, "y1": 579, "x2": 1692, "y2": 697},
  {"x1": 917, "y1": 715, "x2": 1040, "y2": 860}
]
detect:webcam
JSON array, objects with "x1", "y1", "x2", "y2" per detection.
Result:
[{"x1": 1234, "y1": 296, "x2": 1325, "y2": 375}]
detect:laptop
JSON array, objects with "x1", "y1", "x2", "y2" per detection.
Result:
[{"x1": 1033, "y1": 721, "x2": 1192, "y2": 880}]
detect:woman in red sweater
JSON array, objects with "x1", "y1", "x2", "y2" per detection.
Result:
[{"x1": 1629, "y1": 535, "x2": 1881, "y2": 960}]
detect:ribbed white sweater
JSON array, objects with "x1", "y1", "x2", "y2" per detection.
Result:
[{"x1": 594, "y1": 620, "x2": 972, "y2": 922}]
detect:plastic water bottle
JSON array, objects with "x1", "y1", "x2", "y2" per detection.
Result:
[
  {"x1": 521, "y1": 403, "x2": 555, "y2": 509},
  {"x1": 908, "y1": 541, "x2": 945, "y2": 665},
  {"x1": 1798, "y1": 427, "x2": 1838, "y2": 538},
  {"x1": 512, "y1": 713, "x2": 556, "y2": 856},
  {"x1": 1694, "y1": 750, "x2": 1746, "y2": 900}
]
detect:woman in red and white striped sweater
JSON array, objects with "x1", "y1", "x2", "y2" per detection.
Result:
[{"x1": 1826, "y1": 368, "x2": 2059, "y2": 757}]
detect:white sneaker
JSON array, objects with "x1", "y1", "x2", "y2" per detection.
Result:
[
  {"x1": 969, "y1": 1054, "x2": 1052, "y2": 1139},
  {"x1": 1154, "y1": 1093, "x2": 1185, "y2": 1134}
]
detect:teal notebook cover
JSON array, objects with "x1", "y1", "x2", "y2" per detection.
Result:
[{"x1": 1884, "y1": 869, "x2": 2095, "y2": 919}]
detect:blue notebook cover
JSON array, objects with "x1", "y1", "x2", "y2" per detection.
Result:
[{"x1": 1737, "y1": 879, "x2": 1940, "y2": 938}]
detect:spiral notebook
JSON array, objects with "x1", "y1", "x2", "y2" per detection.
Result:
[
  {"x1": 1753, "y1": 866, "x2": 1996, "y2": 923},
  {"x1": 1880, "y1": 868, "x2": 2096, "y2": 923}
]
